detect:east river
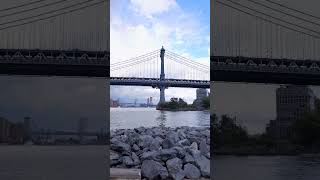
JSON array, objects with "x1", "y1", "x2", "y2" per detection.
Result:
[
  {"x1": 110, "y1": 107, "x2": 210, "y2": 129},
  {"x1": 214, "y1": 155, "x2": 320, "y2": 180}
]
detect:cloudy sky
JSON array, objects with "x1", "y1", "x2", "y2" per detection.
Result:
[{"x1": 110, "y1": 0, "x2": 210, "y2": 104}]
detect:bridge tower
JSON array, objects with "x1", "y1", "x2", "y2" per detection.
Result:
[{"x1": 159, "y1": 46, "x2": 166, "y2": 104}]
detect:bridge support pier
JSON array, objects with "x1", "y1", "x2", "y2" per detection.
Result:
[
  {"x1": 159, "y1": 86, "x2": 165, "y2": 104},
  {"x1": 159, "y1": 46, "x2": 166, "y2": 104}
]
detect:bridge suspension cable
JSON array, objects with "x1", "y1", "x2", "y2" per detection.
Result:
[
  {"x1": 110, "y1": 49, "x2": 160, "y2": 66},
  {"x1": 243, "y1": 0, "x2": 320, "y2": 27},
  {"x1": 110, "y1": 50, "x2": 160, "y2": 71},
  {"x1": 265, "y1": 0, "x2": 320, "y2": 20},
  {"x1": 0, "y1": 0, "x2": 70, "y2": 19},
  {"x1": 0, "y1": 0, "x2": 48, "y2": 12},
  {"x1": 165, "y1": 54, "x2": 209, "y2": 73},
  {"x1": 111, "y1": 49, "x2": 209, "y2": 80},
  {"x1": 216, "y1": 0, "x2": 320, "y2": 39},
  {"x1": 0, "y1": 0, "x2": 106, "y2": 31},
  {"x1": 220, "y1": 0, "x2": 320, "y2": 36},
  {"x1": 0, "y1": 0, "x2": 100, "y2": 26},
  {"x1": 166, "y1": 51, "x2": 209, "y2": 69}
]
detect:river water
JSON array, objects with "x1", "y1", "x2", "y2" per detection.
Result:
[
  {"x1": 110, "y1": 107, "x2": 210, "y2": 129},
  {"x1": 214, "y1": 155, "x2": 320, "y2": 180},
  {"x1": 0, "y1": 145, "x2": 108, "y2": 180}
]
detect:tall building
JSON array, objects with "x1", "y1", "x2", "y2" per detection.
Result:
[
  {"x1": 0, "y1": 117, "x2": 10, "y2": 143},
  {"x1": 196, "y1": 88, "x2": 208, "y2": 100},
  {"x1": 23, "y1": 117, "x2": 32, "y2": 142},
  {"x1": 150, "y1": 97, "x2": 153, "y2": 105},
  {"x1": 78, "y1": 118, "x2": 88, "y2": 134},
  {"x1": 267, "y1": 85, "x2": 316, "y2": 139}
]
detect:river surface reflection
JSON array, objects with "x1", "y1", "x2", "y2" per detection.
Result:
[
  {"x1": 110, "y1": 108, "x2": 210, "y2": 129},
  {"x1": 214, "y1": 155, "x2": 320, "y2": 180}
]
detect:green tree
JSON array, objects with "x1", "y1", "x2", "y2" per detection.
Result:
[
  {"x1": 202, "y1": 96, "x2": 210, "y2": 109},
  {"x1": 293, "y1": 111, "x2": 320, "y2": 148}
]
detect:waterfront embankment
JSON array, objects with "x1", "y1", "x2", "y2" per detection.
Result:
[{"x1": 110, "y1": 126, "x2": 210, "y2": 179}]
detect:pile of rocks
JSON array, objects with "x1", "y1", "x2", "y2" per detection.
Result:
[{"x1": 110, "y1": 126, "x2": 210, "y2": 179}]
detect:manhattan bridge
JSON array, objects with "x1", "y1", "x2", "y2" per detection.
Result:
[
  {"x1": 110, "y1": 47, "x2": 210, "y2": 104},
  {"x1": 211, "y1": 0, "x2": 320, "y2": 85}
]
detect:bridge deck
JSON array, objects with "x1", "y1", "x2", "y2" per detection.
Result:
[
  {"x1": 110, "y1": 77, "x2": 210, "y2": 88},
  {"x1": 211, "y1": 56, "x2": 320, "y2": 85},
  {"x1": 0, "y1": 49, "x2": 109, "y2": 77}
]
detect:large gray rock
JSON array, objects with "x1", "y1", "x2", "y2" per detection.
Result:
[
  {"x1": 177, "y1": 129, "x2": 187, "y2": 140},
  {"x1": 132, "y1": 144, "x2": 140, "y2": 152},
  {"x1": 190, "y1": 142, "x2": 198, "y2": 150},
  {"x1": 168, "y1": 132, "x2": 180, "y2": 143},
  {"x1": 172, "y1": 146, "x2": 186, "y2": 159},
  {"x1": 184, "y1": 152, "x2": 196, "y2": 164},
  {"x1": 110, "y1": 140, "x2": 131, "y2": 155},
  {"x1": 158, "y1": 149, "x2": 177, "y2": 161},
  {"x1": 141, "y1": 160, "x2": 169, "y2": 180},
  {"x1": 184, "y1": 163, "x2": 201, "y2": 179},
  {"x1": 199, "y1": 139, "x2": 209, "y2": 155},
  {"x1": 162, "y1": 138, "x2": 175, "y2": 149},
  {"x1": 152, "y1": 128, "x2": 166, "y2": 138},
  {"x1": 178, "y1": 139, "x2": 190, "y2": 146},
  {"x1": 122, "y1": 156, "x2": 134, "y2": 167},
  {"x1": 195, "y1": 155, "x2": 210, "y2": 177},
  {"x1": 131, "y1": 152, "x2": 140, "y2": 166},
  {"x1": 166, "y1": 158, "x2": 184, "y2": 180},
  {"x1": 149, "y1": 138, "x2": 161, "y2": 151},
  {"x1": 140, "y1": 150, "x2": 159, "y2": 161},
  {"x1": 138, "y1": 135, "x2": 154, "y2": 149}
]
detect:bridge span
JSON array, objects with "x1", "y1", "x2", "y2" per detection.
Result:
[{"x1": 110, "y1": 77, "x2": 209, "y2": 88}]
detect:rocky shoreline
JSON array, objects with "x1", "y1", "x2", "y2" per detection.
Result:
[{"x1": 110, "y1": 126, "x2": 210, "y2": 180}]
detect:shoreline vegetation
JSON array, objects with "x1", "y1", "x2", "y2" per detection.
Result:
[
  {"x1": 157, "y1": 96, "x2": 209, "y2": 111},
  {"x1": 212, "y1": 112, "x2": 320, "y2": 156}
]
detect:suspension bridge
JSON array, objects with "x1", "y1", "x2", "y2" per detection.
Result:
[
  {"x1": 211, "y1": 0, "x2": 320, "y2": 85},
  {"x1": 0, "y1": 0, "x2": 109, "y2": 77},
  {"x1": 110, "y1": 47, "x2": 210, "y2": 104}
]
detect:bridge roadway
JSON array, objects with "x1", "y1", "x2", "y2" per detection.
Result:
[
  {"x1": 211, "y1": 56, "x2": 320, "y2": 85},
  {"x1": 110, "y1": 77, "x2": 210, "y2": 88},
  {"x1": 0, "y1": 49, "x2": 109, "y2": 77}
]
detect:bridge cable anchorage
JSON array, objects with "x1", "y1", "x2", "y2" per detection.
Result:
[
  {"x1": 216, "y1": 0, "x2": 320, "y2": 39},
  {"x1": 243, "y1": 0, "x2": 320, "y2": 27},
  {"x1": 0, "y1": 0, "x2": 47, "y2": 12},
  {"x1": 0, "y1": 0, "x2": 71, "y2": 19},
  {"x1": 265, "y1": 0, "x2": 320, "y2": 20},
  {"x1": 0, "y1": 0, "x2": 107, "y2": 31},
  {"x1": 220, "y1": 0, "x2": 320, "y2": 36}
]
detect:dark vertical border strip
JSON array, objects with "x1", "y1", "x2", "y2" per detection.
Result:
[
  {"x1": 210, "y1": 0, "x2": 214, "y2": 178},
  {"x1": 106, "y1": 0, "x2": 110, "y2": 179}
]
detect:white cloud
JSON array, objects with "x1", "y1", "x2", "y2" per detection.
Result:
[{"x1": 130, "y1": 0, "x2": 178, "y2": 19}]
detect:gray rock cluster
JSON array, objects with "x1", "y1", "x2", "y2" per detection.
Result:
[{"x1": 110, "y1": 126, "x2": 210, "y2": 180}]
